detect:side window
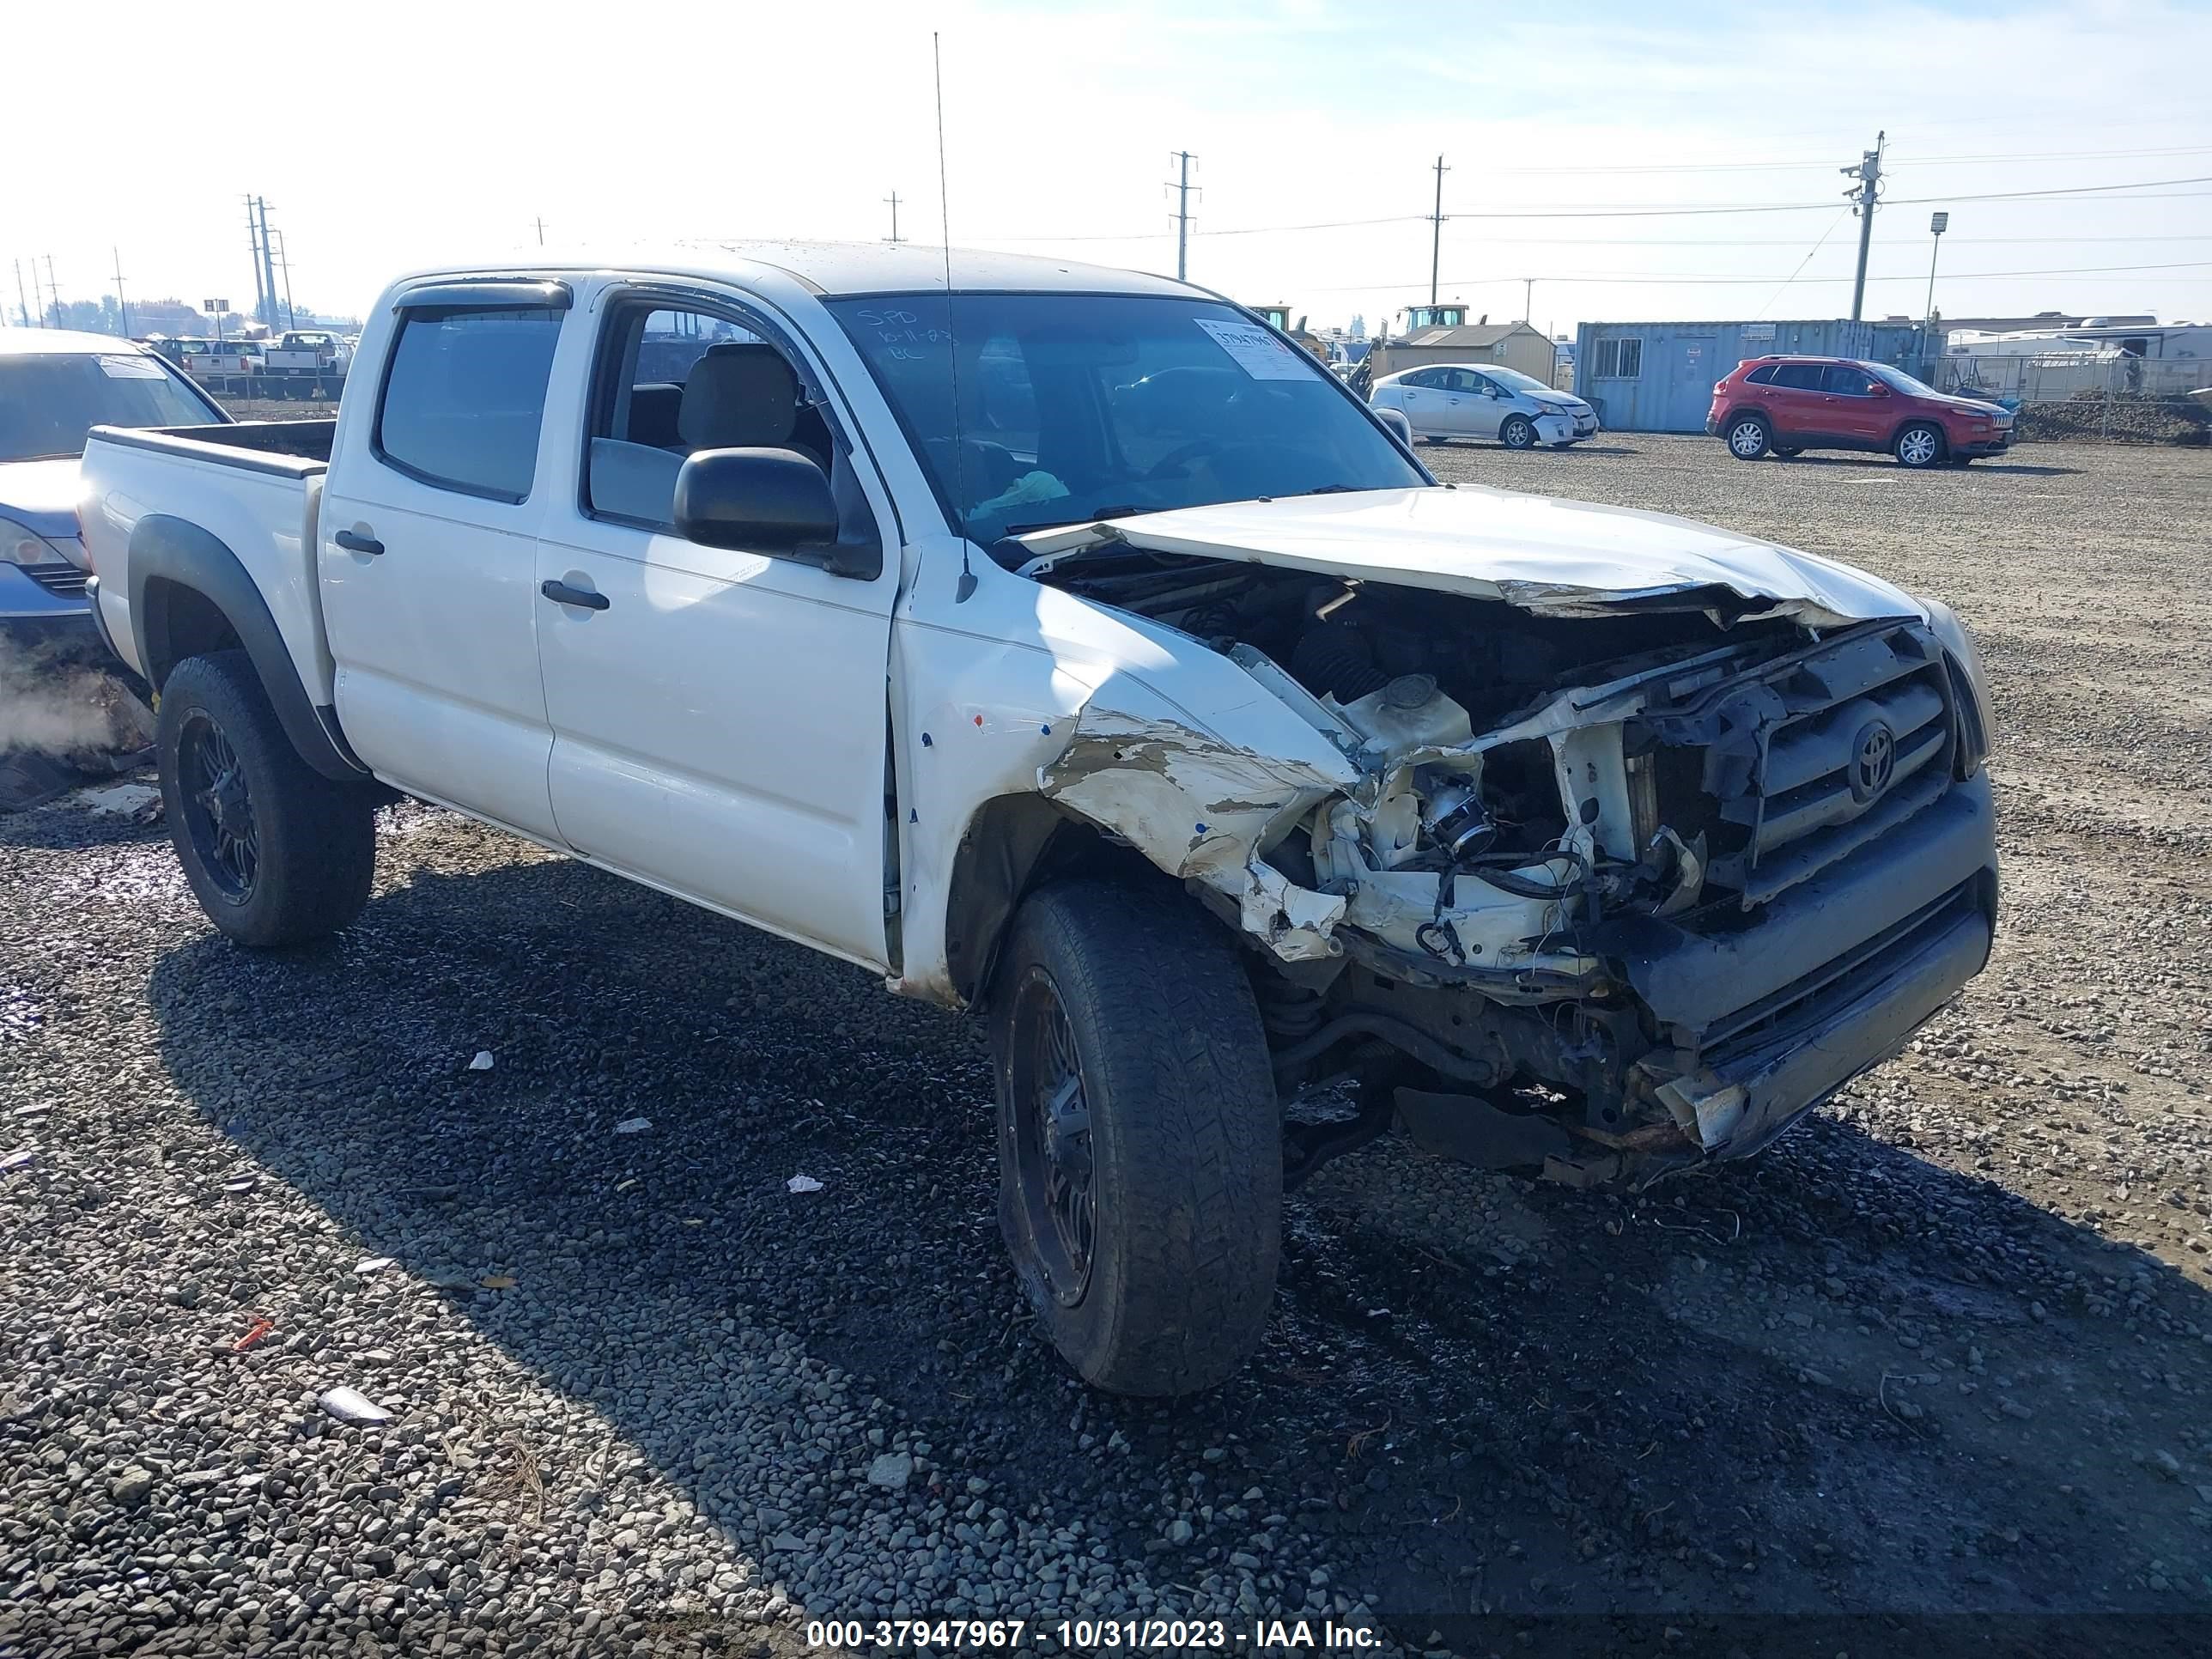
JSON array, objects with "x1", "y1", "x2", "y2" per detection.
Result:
[
  {"x1": 1445, "y1": 369, "x2": 1485, "y2": 394},
  {"x1": 1400, "y1": 368, "x2": 1437, "y2": 390},
  {"x1": 1771, "y1": 362, "x2": 1826, "y2": 391},
  {"x1": 375, "y1": 307, "x2": 562, "y2": 501},
  {"x1": 1591, "y1": 337, "x2": 1642, "y2": 379},
  {"x1": 1743, "y1": 363, "x2": 1778, "y2": 386},
  {"x1": 1824, "y1": 365, "x2": 1879, "y2": 396},
  {"x1": 584, "y1": 301, "x2": 835, "y2": 532}
]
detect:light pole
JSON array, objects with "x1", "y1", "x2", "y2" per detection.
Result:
[{"x1": 1923, "y1": 210, "x2": 1949, "y2": 343}]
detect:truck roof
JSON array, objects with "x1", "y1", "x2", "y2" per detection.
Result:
[
  {"x1": 390, "y1": 240, "x2": 1200, "y2": 301},
  {"x1": 0, "y1": 326, "x2": 166, "y2": 358}
]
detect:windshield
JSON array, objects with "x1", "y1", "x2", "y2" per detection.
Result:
[
  {"x1": 1868, "y1": 362, "x2": 1942, "y2": 398},
  {"x1": 825, "y1": 293, "x2": 1425, "y2": 542},
  {"x1": 0, "y1": 352, "x2": 222, "y2": 462},
  {"x1": 1485, "y1": 367, "x2": 1553, "y2": 393}
]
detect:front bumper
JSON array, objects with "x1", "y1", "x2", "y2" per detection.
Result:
[
  {"x1": 1535, "y1": 410, "x2": 1598, "y2": 442},
  {"x1": 1601, "y1": 771, "x2": 1997, "y2": 1166},
  {"x1": 0, "y1": 559, "x2": 95, "y2": 642},
  {"x1": 1954, "y1": 428, "x2": 2014, "y2": 457}
]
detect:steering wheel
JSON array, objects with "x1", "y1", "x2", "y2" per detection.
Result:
[{"x1": 1146, "y1": 438, "x2": 1226, "y2": 479}]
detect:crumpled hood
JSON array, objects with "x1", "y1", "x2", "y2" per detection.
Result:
[
  {"x1": 0, "y1": 459, "x2": 85, "y2": 541},
  {"x1": 1021, "y1": 485, "x2": 1924, "y2": 627}
]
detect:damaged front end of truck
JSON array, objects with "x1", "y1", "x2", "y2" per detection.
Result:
[{"x1": 1024, "y1": 517, "x2": 1999, "y2": 1188}]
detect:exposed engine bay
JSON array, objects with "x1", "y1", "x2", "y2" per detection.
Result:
[{"x1": 1031, "y1": 542, "x2": 1996, "y2": 1187}]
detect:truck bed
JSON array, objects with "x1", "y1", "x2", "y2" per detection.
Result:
[
  {"x1": 88, "y1": 419, "x2": 335, "y2": 473},
  {"x1": 80, "y1": 420, "x2": 339, "y2": 705}
]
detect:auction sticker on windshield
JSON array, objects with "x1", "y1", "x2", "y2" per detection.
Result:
[
  {"x1": 1194, "y1": 318, "x2": 1310, "y2": 380},
  {"x1": 97, "y1": 356, "x2": 167, "y2": 380}
]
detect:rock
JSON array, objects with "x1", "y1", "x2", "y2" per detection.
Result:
[
  {"x1": 1167, "y1": 1519, "x2": 1194, "y2": 1547},
  {"x1": 317, "y1": 1387, "x2": 391, "y2": 1426},
  {"x1": 110, "y1": 1468, "x2": 155, "y2": 1508},
  {"x1": 2151, "y1": 1450, "x2": 2182, "y2": 1480},
  {"x1": 867, "y1": 1453, "x2": 914, "y2": 1492}
]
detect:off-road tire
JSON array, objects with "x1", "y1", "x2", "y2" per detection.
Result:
[
  {"x1": 1894, "y1": 421, "x2": 1947, "y2": 469},
  {"x1": 155, "y1": 650, "x2": 376, "y2": 947},
  {"x1": 1499, "y1": 414, "x2": 1537, "y2": 450},
  {"x1": 990, "y1": 879, "x2": 1280, "y2": 1396},
  {"x1": 1724, "y1": 413, "x2": 1771, "y2": 459}
]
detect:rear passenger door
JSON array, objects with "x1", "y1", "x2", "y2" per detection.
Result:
[
  {"x1": 319, "y1": 284, "x2": 568, "y2": 840},
  {"x1": 1762, "y1": 362, "x2": 1829, "y2": 442},
  {"x1": 530, "y1": 287, "x2": 900, "y2": 970}
]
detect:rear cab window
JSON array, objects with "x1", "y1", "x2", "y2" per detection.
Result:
[{"x1": 374, "y1": 306, "x2": 564, "y2": 501}]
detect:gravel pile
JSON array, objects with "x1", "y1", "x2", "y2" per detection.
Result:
[
  {"x1": 2014, "y1": 392, "x2": 2210, "y2": 446},
  {"x1": 3, "y1": 436, "x2": 2209, "y2": 1657}
]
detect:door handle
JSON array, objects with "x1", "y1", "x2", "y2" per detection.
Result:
[
  {"x1": 540, "y1": 579, "x2": 610, "y2": 611},
  {"x1": 334, "y1": 528, "x2": 383, "y2": 556}
]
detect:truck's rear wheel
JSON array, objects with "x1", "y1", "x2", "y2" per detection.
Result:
[
  {"x1": 990, "y1": 879, "x2": 1280, "y2": 1396},
  {"x1": 155, "y1": 651, "x2": 376, "y2": 947}
]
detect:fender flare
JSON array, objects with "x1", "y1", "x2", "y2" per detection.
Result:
[{"x1": 126, "y1": 513, "x2": 368, "y2": 783}]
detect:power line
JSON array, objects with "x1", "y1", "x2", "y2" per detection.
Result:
[
  {"x1": 973, "y1": 173, "x2": 2212, "y2": 246},
  {"x1": 1297, "y1": 258, "x2": 2212, "y2": 295},
  {"x1": 1480, "y1": 142, "x2": 2212, "y2": 176}
]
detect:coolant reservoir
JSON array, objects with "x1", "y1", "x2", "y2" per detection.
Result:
[{"x1": 1334, "y1": 674, "x2": 1474, "y2": 755}]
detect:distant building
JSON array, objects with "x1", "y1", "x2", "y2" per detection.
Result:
[
  {"x1": 1367, "y1": 318, "x2": 1557, "y2": 386},
  {"x1": 1571, "y1": 318, "x2": 1930, "y2": 433}
]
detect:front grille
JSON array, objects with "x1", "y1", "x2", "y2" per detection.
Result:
[
  {"x1": 18, "y1": 562, "x2": 88, "y2": 598},
  {"x1": 1639, "y1": 622, "x2": 1956, "y2": 909}
]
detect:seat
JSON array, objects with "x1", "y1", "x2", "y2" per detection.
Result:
[{"x1": 625, "y1": 382, "x2": 684, "y2": 449}]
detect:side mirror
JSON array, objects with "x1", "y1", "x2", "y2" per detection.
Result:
[
  {"x1": 1374, "y1": 406, "x2": 1413, "y2": 447},
  {"x1": 675, "y1": 447, "x2": 840, "y2": 555}
]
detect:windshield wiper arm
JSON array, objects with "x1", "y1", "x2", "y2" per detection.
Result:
[{"x1": 1000, "y1": 504, "x2": 1148, "y2": 536}]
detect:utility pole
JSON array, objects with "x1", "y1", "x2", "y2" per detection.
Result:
[
  {"x1": 1923, "y1": 210, "x2": 1949, "y2": 343},
  {"x1": 1842, "y1": 131, "x2": 1884, "y2": 324},
  {"x1": 1430, "y1": 155, "x2": 1449, "y2": 307},
  {"x1": 1165, "y1": 151, "x2": 1198, "y2": 282},
  {"x1": 255, "y1": 198, "x2": 280, "y2": 331},
  {"x1": 112, "y1": 247, "x2": 131, "y2": 337},
  {"x1": 12, "y1": 259, "x2": 28, "y2": 328},
  {"x1": 534, "y1": 216, "x2": 546, "y2": 246},
  {"x1": 884, "y1": 191, "x2": 905, "y2": 243},
  {"x1": 273, "y1": 229, "x2": 297, "y2": 329},
  {"x1": 246, "y1": 196, "x2": 268, "y2": 329},
  {"x1": 1522, "y1": 276, "x2": 1534, "y2": 322},
  {"x1": 44, "y1": 257, "x2": 58, "y2": 327}
]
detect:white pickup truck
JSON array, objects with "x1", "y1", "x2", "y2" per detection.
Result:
[{"x1": 79, "y1": 245, "x2": 1999, "y2": 1395}]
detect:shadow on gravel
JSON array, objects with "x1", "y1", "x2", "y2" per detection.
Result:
[
  {"x1": 145, "y1": 854, "x2": 2212, "y2": 1655},
  {"x1": 1775, "y1": 455, "x2": 2082, "y2": 477}
]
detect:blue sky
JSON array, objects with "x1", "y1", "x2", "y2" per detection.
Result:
[{"x1": 8, "y1": 0, "x2": 2209, "y2": 332}]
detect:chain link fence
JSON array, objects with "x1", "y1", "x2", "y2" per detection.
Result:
[{"x1": 1937, "y1": 352, "x2": 2210, "y2": 444}]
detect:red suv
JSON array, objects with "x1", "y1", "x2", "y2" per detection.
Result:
[{"x1": 1707, "y1": 356, "x2": 2014, "y2": 468}]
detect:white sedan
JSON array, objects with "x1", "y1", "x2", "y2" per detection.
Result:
[{"x1": 1370, "y1": 363, "x2": 1599, "y2": 450}]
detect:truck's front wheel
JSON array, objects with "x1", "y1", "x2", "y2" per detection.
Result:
[
  {"x1": 155, "y1": 651, "x2": 377, "y2": 947},
  {"x1": 991, "y1": 879, "x2": 1280, "y2": 1396}
]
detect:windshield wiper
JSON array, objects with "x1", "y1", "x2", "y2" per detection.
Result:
[{"x1": 1000, "y1": 504, "x2": 1149, "y2": 537}]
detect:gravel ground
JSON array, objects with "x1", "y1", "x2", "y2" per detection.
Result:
[{"x1": 4, "y1": 435, "x2": 2209, "y2": 1658}]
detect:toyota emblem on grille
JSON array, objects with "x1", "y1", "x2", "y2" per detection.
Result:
[{"x1": 1850, "y1": 720, "x2": 1897, "y2": 802}]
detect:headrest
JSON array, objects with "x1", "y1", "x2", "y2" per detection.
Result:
[{"x1": 678, "y1": 344, "x2": 799, "y2": 451}]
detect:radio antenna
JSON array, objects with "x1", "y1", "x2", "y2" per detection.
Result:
[{"x1": 936, "y1": 31, "x2": 977, "y2": 603}]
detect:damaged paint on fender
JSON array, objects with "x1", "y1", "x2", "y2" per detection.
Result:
[{"x1": 1039, "y1": 706, "x2": 1350, "y2": 961}]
